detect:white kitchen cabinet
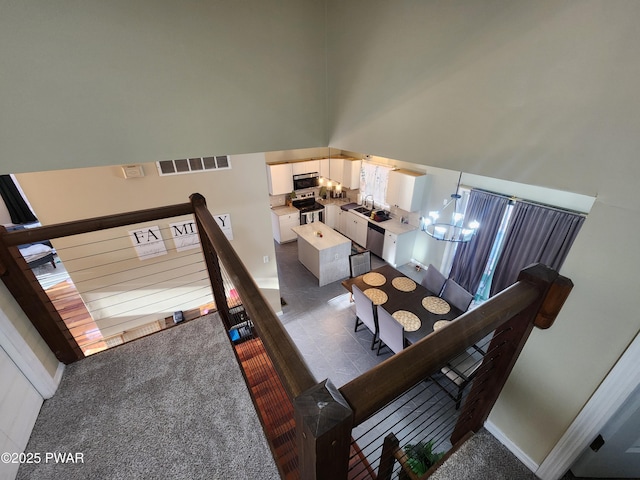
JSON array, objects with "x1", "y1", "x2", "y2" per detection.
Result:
[
  {"x1": 386, "y1": 169, "x2": 427, "y2": 212},
  {"x1": 329, "y1": 157, "x2": 344, "y2": 185},
  {"x1": 319, "y1": 158, "x2": 330, "y2": 179},
  {"x1": 345, "y1": 211, "x2": 368, "y2": 247},
  {"x1": 383, "y1": 229, "x2": 417, "y2": 267},
  {"x1": 342, "y1": 159, "x2": 362, "y2": 190},
  {"x1": 327, "y1": 158, "x2": 362, "y2": 190},
  {"x1": 266, "y1": 163, "x2": 293, "y2": 196},
  {"x1": 271, "y1": 210, "x2": 300, "y2": 244},
  {"x1": 292, "y1": 160, "x2": 320, "y2": 175},
  {"x1": 336, "y1": 208, "x2": 347, "y2": 235},
  {"x1": 324, "y1": 204, "x2": 338, "y2": 229}
]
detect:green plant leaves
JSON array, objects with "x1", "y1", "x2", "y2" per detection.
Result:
[{"x1": 403, "y1": 440, "x2": 445, "y2": 476}]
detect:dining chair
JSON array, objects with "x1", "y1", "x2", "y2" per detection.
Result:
[
  {"x1": 349, "y1": 250, "x2": 371, "y2": 278},
  {"x1": 440, "y1": 278, "x2": 473, "y2": 312},
  {"x1": 352, "y1": 284, "x2": 378, "y2": 350},
  {"x1": 439, "y1": 346, "x2": 485, "y2": 409},
  {"x1": 421, "y1": 264, "x2": 447, "y2": 296},
  {"x1": 376, "y1": 306, "x2": 408, "y2": 355}
]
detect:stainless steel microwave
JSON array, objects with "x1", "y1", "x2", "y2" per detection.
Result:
[{"x1": 293, "y1": 172, "x2": 319, "y2": 190}]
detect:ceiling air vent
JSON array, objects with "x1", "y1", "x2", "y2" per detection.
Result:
[{"x1": 156, "y1": 155, "x2": 231, "y2": 176}]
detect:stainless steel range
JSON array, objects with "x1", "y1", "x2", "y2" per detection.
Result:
[{"x1": 293, "y1": 194, "x2": 324, "y2": 225}]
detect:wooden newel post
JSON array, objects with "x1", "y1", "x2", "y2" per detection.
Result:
[{"x1": 294, "y1": 379, "x2": 354, "y2": 480}]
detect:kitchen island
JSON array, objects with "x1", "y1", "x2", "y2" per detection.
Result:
[{"x1": 291, "y1": 222, "x2": 352, "y2": 287}]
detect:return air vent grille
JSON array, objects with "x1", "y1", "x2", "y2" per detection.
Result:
[{"x1": 156, "y1": 155, "x2": 231, "y2": 176}]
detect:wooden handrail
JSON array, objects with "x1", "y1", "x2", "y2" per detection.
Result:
[
  {"x1": 190, "y1": 193, "x2": 317, "y2": 399},
  {"x1": 1, "y1": 203, "x2": 194, "y2": 246},
  {"x1": 339, "y1": 279, "x2": 541, "y2": 426}
]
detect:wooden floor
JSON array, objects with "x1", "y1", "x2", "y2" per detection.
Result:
[
  {"x1": 45, "y1": 279, "x2": 108, "y2": 355},
  {"x1": 44, "y1": 277, "x2": 217, "y2": 356}
]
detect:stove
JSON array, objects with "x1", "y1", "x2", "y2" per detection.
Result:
[{"x1": 292, "y1": 194, "x2": 325, "y2": 224}]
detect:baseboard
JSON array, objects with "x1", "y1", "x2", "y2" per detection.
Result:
[
  {"x1": 53, "y1": 362, "x2": 65, "y2": 388},
  {"x1": 484, "y1": 419, "x2": 540, "y2": 474}
]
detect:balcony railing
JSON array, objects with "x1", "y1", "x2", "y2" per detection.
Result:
[{"x1": 0, "y1": 193, "x2": 573, "y2": 479}]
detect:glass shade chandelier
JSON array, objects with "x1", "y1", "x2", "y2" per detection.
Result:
[{"x1": 421, "y1": 173, "x2": 480, "y2": 243}]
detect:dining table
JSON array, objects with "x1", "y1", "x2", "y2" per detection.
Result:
[{"x1": 341, "y1": 265, "x2": 463, "y2": 345}]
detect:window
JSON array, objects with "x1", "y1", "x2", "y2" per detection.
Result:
[
  {"x1": 156, "y1": 156, "x2": 231, "y2": 176},
  {"x1": 360, "y1": 162, "x2": 392, "y2": 208}
]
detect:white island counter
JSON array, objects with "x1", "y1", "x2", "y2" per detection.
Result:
[{"x1": 291, "y1": 222, "x2": 352, "y2": 287}]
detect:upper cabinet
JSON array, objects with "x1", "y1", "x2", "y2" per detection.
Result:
[
  {"x1": 292, "y1": 160, "x2": 320, "y2": 175},
  {"x1": 266, "y1": 156, "x2": 360, "y2": 195},
  {"x1": 319, "y1": 158, "x2": 330, "y2": 179},
  {"x1": 343, "y1": 159, "x2": 362, "y2": 190},
  {"x1": 329, "y1": 158, "x2": 344, "y2": 185},
  {"x1": 328, "y1": 158, "x2": 361, "y2": 190},
  {"x1": 386, "y1": 169, "x2": 427, "y2": 212},
  {"x1": 266, "y1": 163, "x2": 293, "y2": 195}
]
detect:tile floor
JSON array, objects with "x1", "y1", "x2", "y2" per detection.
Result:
[{"x1": 275, "y1": 239, "x2": 398, "y2": 387}]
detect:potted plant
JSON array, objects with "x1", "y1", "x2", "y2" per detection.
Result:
[
  {"x1": 286, "y1": 190, "x2": 296, "y2": 206},
  {"x1": 399, "y1": 440, "x2": 445, "y2": 479}
]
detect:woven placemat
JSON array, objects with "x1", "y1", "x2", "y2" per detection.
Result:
[
  {"x1": 392, "y1": 310, "x2": 421, "y2": 332},
  {"x1": 433, "y1": 320, "x2": 451, "y2": 331},
  {"x1": 392, "y1": 276, "x2": 417, "y2": 292},
  {"x1": 422, "y1": 296, "x2": 451, "y2": 315},
  {"x1": 363, "y1": 272, "x2": 386, "y2": 287},
  {"x1": 364, "y1": 288, "x2": 388, "y2": 305}
]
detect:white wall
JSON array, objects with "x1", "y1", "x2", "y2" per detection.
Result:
[
  {"x1": 0, "y1": 0, "x2": 327, "y2": 175},
  {"x1": 16, "y1": 153, "x2": 282, "y2": 327},
  {"x1": 327, "y1": 0, "x2": 640, "y2": 466},
  {"x1": 0, "y1": 346, "x2": 44, "y2": 480},
  {"x1": 0, "y1": 294, "x2": 63, "y2": 480}
]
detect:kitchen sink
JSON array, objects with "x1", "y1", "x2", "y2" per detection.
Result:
[
  {"x1": 353, "y1": 206, "x2": 372, "y2": 215},
  {"x1": 353, "y1": 206, "x2": 392, "y2": 222}
]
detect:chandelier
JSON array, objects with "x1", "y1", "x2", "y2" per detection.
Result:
[{"x1": 421, "y1": 173, "x2": 480, "y2": 243}]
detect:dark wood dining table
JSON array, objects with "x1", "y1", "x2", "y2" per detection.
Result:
[{"x1": 341, "y1": 265, "x2": 463, "y2": 345}]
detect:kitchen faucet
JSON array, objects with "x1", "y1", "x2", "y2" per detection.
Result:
[{"x1": 364, "y1": 194, "x2": 374, "y2": 210}]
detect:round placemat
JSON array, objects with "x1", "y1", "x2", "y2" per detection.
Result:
[
  {"x1": 392, "y1": 276, "x2": 417, "y2": 292},
  {"x1": 363, "y1": 272, "x2": 386, "y2": 287},
  {"x1": 422, "y1": 296, "x2": 451, "y2": 315},
  {"x1": 392, "y1": 310, "x2": 421, "y2": 332},
  {"x1": 363, "y1": 288, "x2": 388, "y2": 305},
  {"x1": 433, "y1": 320, "x2": 451, "y2": 331}
]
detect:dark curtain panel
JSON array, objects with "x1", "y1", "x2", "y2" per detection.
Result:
[
  {"x1": 490, "y1": 201, "x2": 585, "y2": 296},
  {"x1": 0, "y1": 175, "x2": 37, "y2": 224},
  {"x1": 449, "y1": 190, "x2": 510, "y2": 294}
]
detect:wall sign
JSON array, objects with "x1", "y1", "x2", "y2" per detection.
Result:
[
  {"x1": 169, "y1": 220, "x2": 200, "y2": 252},
  {"x1": 214, "y1": 213, "x2": 233, "y2": 240},
  {"x1": 129, "y1": 226, "x2": 167, "y2": 260}
]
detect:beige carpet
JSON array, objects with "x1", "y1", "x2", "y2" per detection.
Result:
[
  {"x1": 17, "y1": 314, "x2": 280, "y2": 480},
  {"x1": 430, "y1": 428, "x2": 537, "y2": 480}
]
